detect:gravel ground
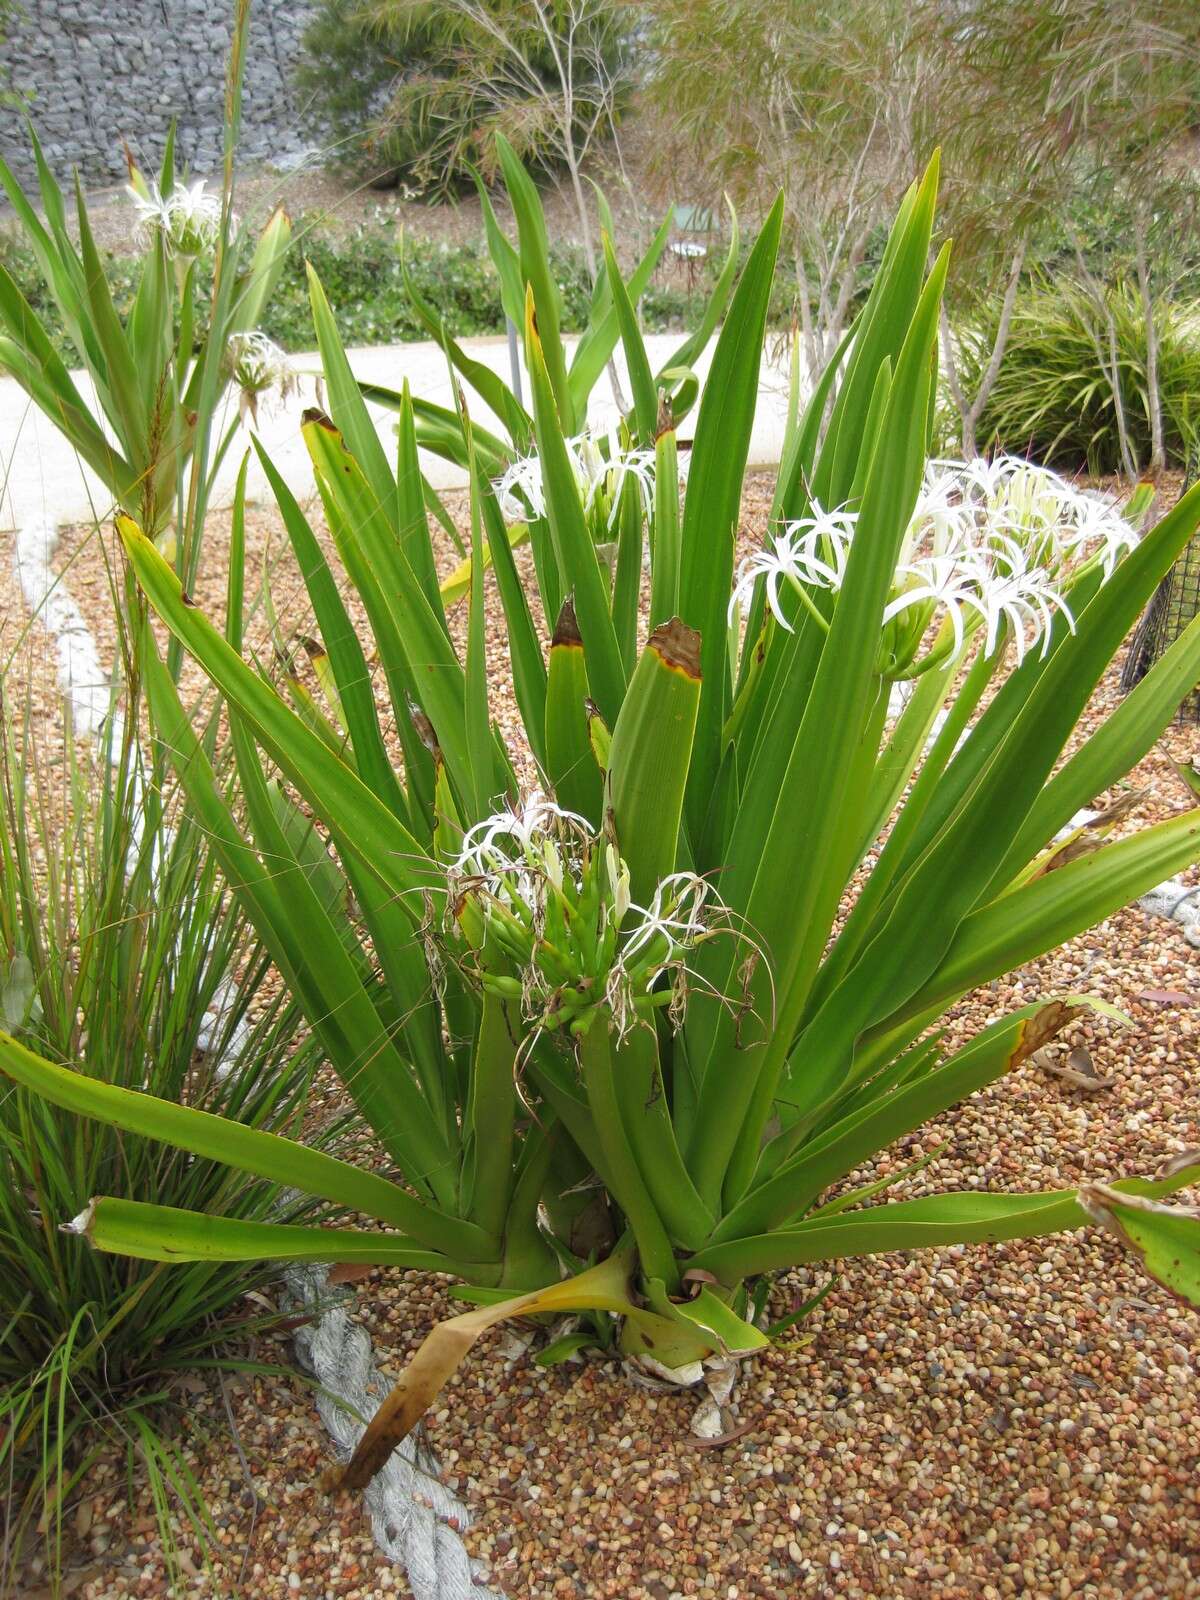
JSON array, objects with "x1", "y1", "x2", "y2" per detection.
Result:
[{"x1": 6, "y1": 474, "x2": 1200, "y2": 1600}]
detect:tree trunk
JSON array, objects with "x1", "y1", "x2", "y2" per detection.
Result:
[{"x1": 939, "y1": 244, "x2": 1025, "y2": 463}]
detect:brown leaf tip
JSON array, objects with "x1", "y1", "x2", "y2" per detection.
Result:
[
  {"x1": 648, "y1": 617, "x2": 702, "y2": 679},
  {"x1": 302, "y1": 406, "x2": 337, "y2": 431},
  {"x1": 552, "y1": 598, "x2": 583, "y2": 649},
  {"x1": 1162, "y1": 1147, "x2": 1200, "y2": 1179}
]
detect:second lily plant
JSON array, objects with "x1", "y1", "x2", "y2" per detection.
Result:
[{"x1": 6, "y1": 152, "x2": 1200, "y2": 1487}]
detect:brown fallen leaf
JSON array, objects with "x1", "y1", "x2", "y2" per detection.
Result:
[
  {"x1": 1038, "y1": 1045, "x2": 1114, "y2": 1092},
  {"x1": 327, "y1": 1262, "x2": 376, "y2": 1286},
  {"x1": 332, "y1": 1249, "x2": 638, "y2": 1491},
  {"x1": 1010, "y1": 1000, "x2": 1085, "y2": 1067},
  {"x1": 22, "y1": 1563, "x2": 105, "y2": 1600}
]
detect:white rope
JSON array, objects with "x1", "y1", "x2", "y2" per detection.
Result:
[{"x1": 284, "y1": 1265, "x2": 495, "y2": 1599}]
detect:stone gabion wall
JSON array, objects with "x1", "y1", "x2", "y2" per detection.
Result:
[{"x1": 0, "y1": 0, "x2": 316, "y2": 189}]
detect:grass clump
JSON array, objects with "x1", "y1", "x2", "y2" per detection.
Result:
[
  {"x1": 0, "y1": 672, "x2": 320, "y2": 1589},
  {"x1": 962, "y1": 277, "x2": 1200, "y2": 473}
]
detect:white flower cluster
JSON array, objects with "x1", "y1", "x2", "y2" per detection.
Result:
[
  {"x1": 226, "y1": 331, "x2": 298, "y2": 427},
  {"x1": 448, "y1": 792, "x2": 719, "y2": 1036},
  {"x1": 452, "y1": 790, "x2": 593, "y2": 909},
  {"x1": 127, "y1": 180, "x2": 224, "y2": 258},
  {"x1": 912, "y1": 456, "x2": 1139, "y2": 580},
  {"x1": 495, "y1": 429, "x2": 658, "y2": 529},
  {"x1": 730, "y1": 456, "x2": 1138, "y2": 669}
]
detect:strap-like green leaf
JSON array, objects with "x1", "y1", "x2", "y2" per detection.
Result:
[
  {"x1": 688, "y1": 1157, "x2": 1200, "y2": 1283},
  {"x1": 545, "y1": 600, "x2": 603, "y2": 823},
  {"x1": 495, "y1": 133, "x2": 574, "y2": 430},
  {"x1": 120, "y1": 516, "x2": 439, "y2": 916},
  {"x1": 678, "y1": 192, "x2": 785, "y2": 839},
  {"x1": 720, "y1": 1000, "x2": 1088, "y2": 1239},
  {"x1": 73, "y1": 1198, "x2": 471, "y2": 1273},
  {"x1": 684, "y1": 244, "x2": 950, "y2": 1208},
  {"x1": 303, "y1": 413, "x2": 480, "y2": 813},
  {"x1": 880, "y1": 806, "x2": 1200, "y2": 1032},
  {"x1": 1079, "y1": 1181, "x2": 1200, "y2": 1308},
  {"x1": 251, "y1": 437, "x2": 411, "y2": 825},
  {"x1": 525, "y1": 287, "x2": 627, "y2": 723},
  {"x1": 569, "y1": 204, "x2": 675, "y2": 416},
  {"x1": 601, "y1": 231, "x2": 656, "y2": 446},
  {"x1": 0, "y1": 1030, "x2": 488, "y2": 1260},
  {"x1": 607, "y1": 619, "x2": 701, "y2": 906},
  {"x1": 397, "y1": 233, "x2": 530, "y2": 444}
]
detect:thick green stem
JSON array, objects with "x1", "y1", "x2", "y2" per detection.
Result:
[
  {"x1": 497, "y1": 1124, "x2": 560, "y2": 1289},
  {"x1": 461, "y1": 993, "x2": 517, "y2": 1237},
  {"x1": 614, "y1": 1028, "x2": 714, "y2": 1251},
  {"x1": 577, "y1": 1024, "x2": 679, "y2": 1291}
]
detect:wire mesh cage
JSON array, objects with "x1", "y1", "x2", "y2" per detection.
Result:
[{"x1": 1120, "y1": 448, "x2": 1200, "y2": 722}]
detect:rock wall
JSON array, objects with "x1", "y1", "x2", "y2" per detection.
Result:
[{"x1": 0, "y1": 0, "x2": 316, "y2": 189}]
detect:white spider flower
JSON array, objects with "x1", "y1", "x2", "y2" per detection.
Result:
[
  {"x1": 905, "y1": 466, "x2": 975, "y2": 561},
  {"x1": 728, "y1": 503, "x2": 859, "y2": 629},
  {"x1": 446, "y1": 793, "x2": 732, "y2": 1039},
  {"x1": 622, "y1": 872, "x2": 715, "y2": 973},
  {"x1": 127, "y1": 179, "x2": 223, "y2": 258},
  {"x1": 227, "y1": 331, "x2": 297, "y2": 427},
  {"x1": 921, "y1": 455, "x2": 1138, "y2": 580},
  {"x1": 883, "y1": 541, "x2": 1074, "y2": 666},
  {"x1": 733, "y1": 483, "x2": 1080, "y2": 671},
  {"x1": 1051, "y1": 484, "x2": 1141, "y2": 578},
  {"x1": 451, "y1": 790, "x2": 589, "y2": 907},
  {"x1": 494, "y1": 450, "x2": 548, "y2": 523},
  {"x1": 494, "y1": 429, "x2": 657, "y2": 529},
  {"x1": 968, "y1": 539, "x2": 1076, "y2": 664},
  {"x1": 882, "y1": 553, "x2": 988, "y2": 657}
]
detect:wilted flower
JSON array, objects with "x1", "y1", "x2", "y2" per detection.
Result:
[
  {"x1": 226, "y1": 331, "x2": 298, "y2": 427},
  {"x1": 127, "y1": 179, "x2": 223, "y2": 258},
  {"x1": 622, "y1": 873, "x2": 716, "y2": 972}
]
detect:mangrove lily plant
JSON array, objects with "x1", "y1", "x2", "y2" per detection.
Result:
[
  {"x1": 6, "y1": 154, "x2": 1200, "y2": 1493},
  {"x1": 0, "y1": 120, "x2": 290, "y2": 572}
]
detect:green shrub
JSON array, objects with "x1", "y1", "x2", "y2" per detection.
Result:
[
  {"x1": 962, "y1": 277, "x2": 1200, "y2": 474},
  {"x1": 0, "y1": 223, "x2": 697, "y2": 362},
  {"x1": 296, "y1": 0, "x2": 630, "y2": 193}
]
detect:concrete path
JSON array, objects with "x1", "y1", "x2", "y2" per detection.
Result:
[{"x1": 0, "y1": 331, "x2": 793, "y2": 540}]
